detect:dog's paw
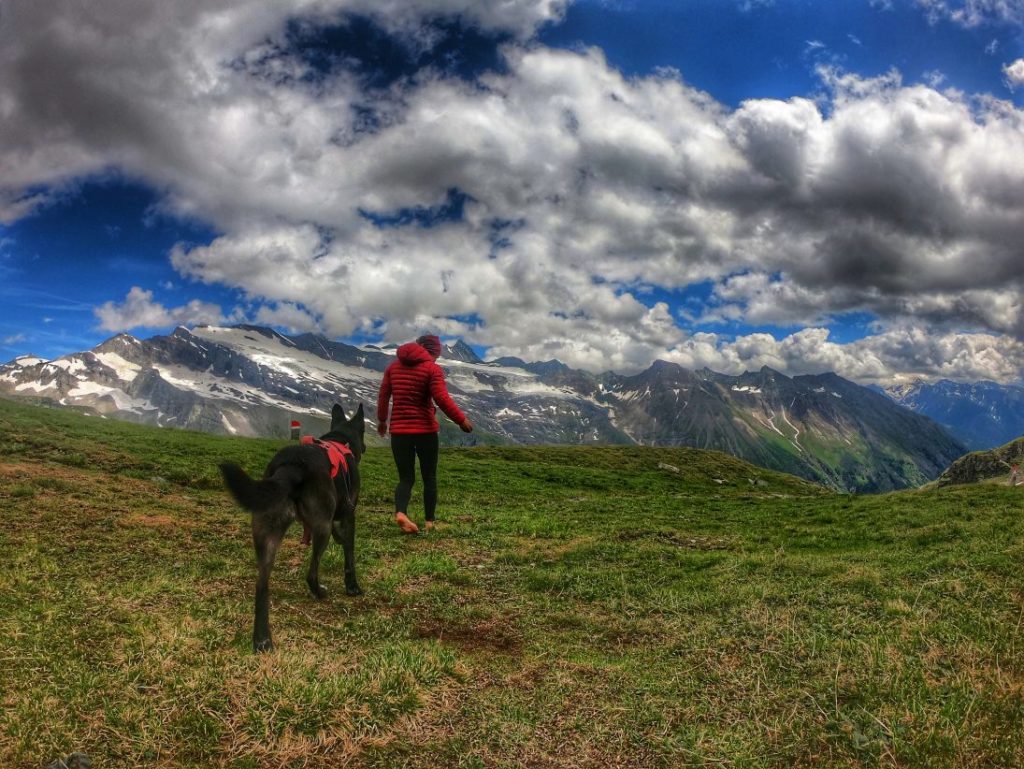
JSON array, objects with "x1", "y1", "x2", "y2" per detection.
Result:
[
  {"x1": 254, "y1": 637, "x2": 274, "y2": 653},
  {"x1": 307, "y1": 580, "x2": 328, "y2": 600},
  {"x1": 305, "y1": 574, "x2": 328, "y2": 599},
  {"x1": 346, "y1": 584, "x2": 364, "y2": 596}
]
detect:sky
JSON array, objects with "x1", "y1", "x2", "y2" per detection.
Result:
[{"x1": 2, "y1": 0, "x2": 1024, "y2": 385}]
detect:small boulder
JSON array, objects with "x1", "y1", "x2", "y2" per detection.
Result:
[{"x1": 44, "y1": 753, "x2": 90, "y2": 769}]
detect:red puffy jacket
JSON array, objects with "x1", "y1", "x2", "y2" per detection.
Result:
[{"x1": 377, "y1": 343, "x2": 467, "y2": 434}]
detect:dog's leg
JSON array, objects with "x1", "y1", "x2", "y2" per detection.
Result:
[
  {"x1": 253, "y1": 521, "x2": 285, "y2": 653},
  {"x1": 305, "y1": 520, "x2": 331, "y2": 600},
  {"x1": 334, "y1": 508, "x2": 362, "y2": 596}
]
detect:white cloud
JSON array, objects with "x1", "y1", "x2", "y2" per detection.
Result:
[
  {"x1": 253, "y1": 302, "x2": 322, "y2": 334},
  {"x1": 1003, "y1": 58, "x2": 1024, "y2": 89},
  {"x1": 94, "y1": 287, "x2": 225, "y2": 332},
  {"x1": 739, "y1": 0, "x2": 774, "y2": 11},
  {"x1": 0, "y1": 0, "x2": 567, "y2": 222},
  {"x1": 659, "y1": 326, "x2": 1024, "y2": 385},
  {"x1": 2, "y1": 2, "x2": 1024, "y2": 384},
  {"x1": 915, "y1": 0, "x2": 1024, "y2": 28}
]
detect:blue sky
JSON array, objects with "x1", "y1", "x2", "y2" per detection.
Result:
[
  {"x1": 2, "y1": 0, "x2": 1024, "y2": 383},
  {"x1": 546, "y1": 0, "x2": 1018, "y2": 103}
]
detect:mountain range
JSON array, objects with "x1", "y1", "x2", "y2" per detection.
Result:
[
  {"x1": 882, "y1": 379, "x2": 1024, "y2": 451},
  {"x1": 0, "y1": 324, "x2": 968, "y2": 493}
]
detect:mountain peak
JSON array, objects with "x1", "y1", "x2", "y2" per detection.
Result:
[
  {"x1": 92, "y1": 333, "x2": 141, "y2": 354},
  {"x1": 442, "y1": 339, "x2": 483, "y2": 364},
  {"x1": 624, "y1": 359, "x2": 691, "y2": 384},
  {"x1": 9, "y1": 354, "x2": 46, "y2": 367},
  {"x1": 648, "y1": 359, "x2": 685, "y2": 374}
]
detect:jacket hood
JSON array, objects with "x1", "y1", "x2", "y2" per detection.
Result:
[{"x1": 396, "y1": 342, "x2": 435, "y2": 366}]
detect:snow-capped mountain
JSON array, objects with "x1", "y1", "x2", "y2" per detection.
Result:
[
  {"x1": 0, "y1": 324, "x2": 966, "y2": 492},
  {"x1": 883, "y1": 379, "x2": 1024, "y2": 450}
]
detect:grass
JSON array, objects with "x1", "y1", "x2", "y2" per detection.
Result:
[{"x1": 1, "y1": 397, "x2": 1023, "y2": 768}]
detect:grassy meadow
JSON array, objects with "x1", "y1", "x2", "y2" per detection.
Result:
[{"x1": 1, "y1": 397, "x2": 1023, "y2": 768}]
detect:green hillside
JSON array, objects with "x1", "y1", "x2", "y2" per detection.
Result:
[
  {"x1": 1, "y1": 397, "x2": 1023, "y2": 768},
  {"x1": 936, "y1": 435, "x2": 1024, "y2": 487}
]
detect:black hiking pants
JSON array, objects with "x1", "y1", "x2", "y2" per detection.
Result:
[{"x1": 391, "y1": 432, "x2": 439, "y2": 521}]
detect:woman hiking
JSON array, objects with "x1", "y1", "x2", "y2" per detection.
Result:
[{"x1": 376, "y1": 334, "x2": 473, "y2": 534}]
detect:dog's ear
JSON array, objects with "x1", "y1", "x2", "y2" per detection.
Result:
[
  {"x1": 350, "y1": 403, "x2": 365, "y2": 430},
  {"x1": 332, "y1": 403, "x2": 346, "y2": 421}
]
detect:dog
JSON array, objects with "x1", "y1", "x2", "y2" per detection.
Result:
[{"x1": 219, "y1": 403, "x2": 364, "y2": 652}]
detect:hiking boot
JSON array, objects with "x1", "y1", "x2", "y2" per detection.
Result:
[{"x1": 395, "y1": 512, "x2": 419, "y2": 534}]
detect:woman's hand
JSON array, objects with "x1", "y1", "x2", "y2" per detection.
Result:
[
  {"x1": 377, "y1": 422, "x2": 387, "y2": 437},
  {"x1": 460, "y1": 419, "x2": 473, "y2": 433}
]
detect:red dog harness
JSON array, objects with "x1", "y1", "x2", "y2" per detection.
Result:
[
  {"x1": 297, "y1": 436, "x2": 355, "y2": 547},
  {"x1": 300, "y1": 435, "x2": 353, "y2": 479}
]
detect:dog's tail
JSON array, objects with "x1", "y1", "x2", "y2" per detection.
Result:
[{"x1": 219, "y1": 462, "x2": 303, "y2": 514}]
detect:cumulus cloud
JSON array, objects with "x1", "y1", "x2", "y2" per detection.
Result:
[
  {"x1": 3, "y1": 0, "x2": 1024, "y2": 384},
  {"x1": 1004, "y1": 58, "x2": 1024, "y2": 89},
  {"x1": 660, "y1": 327, "x2": 1024, "y2": 385},
  {"x1": 253, "y1": 302, "x2": 322, "y2": 334},
  {"x1": 708, "y1": 273, "x2": 1023, "y2": 338},
  {"x1": 0, "y1": 0, "x2": 567, "y2": 221},
  {"x1": 94, "y1": 287, "x2": 225, "y2": 332}
]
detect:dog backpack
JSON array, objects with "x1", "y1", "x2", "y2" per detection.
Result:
[{"x1": 299, "y1": 435, "x2": 353, "y2": 479}]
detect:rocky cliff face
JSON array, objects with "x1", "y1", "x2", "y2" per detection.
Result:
[
  {"x1": 1, "y1": 324, "x2": 968, "y2": 492},
  {"x1": 936, "y1": 437, "x2": 1024, "y2": 486}
]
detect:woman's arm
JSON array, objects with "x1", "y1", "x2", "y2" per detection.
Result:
[
  {"x1": 429, "y1": 365, "x2": 471, "y2": 430},
  {"x1": 376, "y1": 367, "x2": 392, "y2": 436}
]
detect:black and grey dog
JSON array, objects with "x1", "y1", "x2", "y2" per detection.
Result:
[{"x1": 219, "y1": 403, "x2": 364, "y2": 652}]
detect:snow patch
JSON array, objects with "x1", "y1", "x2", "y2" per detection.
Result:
[
  {"x1": 94, "y1": 352, "x2": 142, "y2": 381},
  {"x1": 13, "y1": 355, "x2": 46, "y2": 367},
  {"x1": 49, "y1": 357, "x2": 88, "y2": 374},
  {"x1": 779, "y1": 407, "x2": 803, "y2": 452},
  {"x1": 66, "y1": 381, "x2": 148, "y2": 411}
]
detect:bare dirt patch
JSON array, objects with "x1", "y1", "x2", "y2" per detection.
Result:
[{"x1": 414, "y1": 616, "x2": 523, "y2": 654}]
